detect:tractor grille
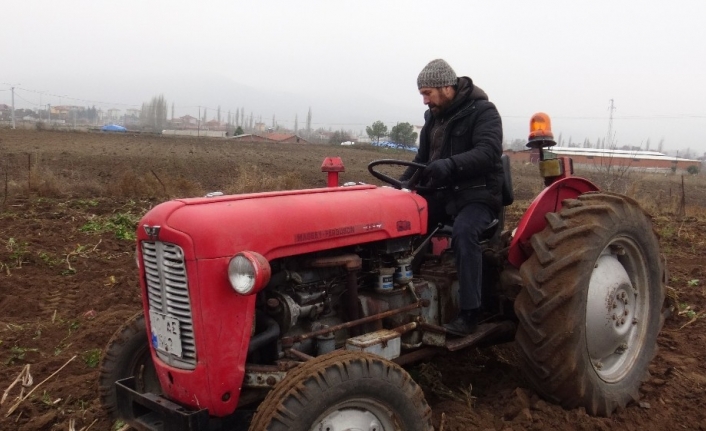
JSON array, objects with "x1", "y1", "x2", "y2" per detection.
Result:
[{"x1": 141, "y1": 241, "x2": 197, "y2": 369}]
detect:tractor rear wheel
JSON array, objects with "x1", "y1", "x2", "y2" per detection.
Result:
[
  {"x1": 248, "y1": 350, "x2": 433, "y2": 431},
  {"x1": 514, "y1": 192, "x2": 664, "y2": 416},
  {"x1": 98, "y1": 312, "x2": 161, "y2": 419}
]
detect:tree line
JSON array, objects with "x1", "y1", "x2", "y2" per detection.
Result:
[
  {"x1": 365, "y1": 121, "x2": 417, "y2": 146},
  {"x1": 135, "y1": 94, "x2": 419, "y2": 145}
]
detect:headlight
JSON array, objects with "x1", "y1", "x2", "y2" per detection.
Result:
[{"x1": 228, "y1": 251, "x2": 271, "y2": 295}]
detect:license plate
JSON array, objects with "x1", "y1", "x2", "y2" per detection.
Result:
[{"x1": 149, "y1": 310, "x2": 183, "y2": 357}]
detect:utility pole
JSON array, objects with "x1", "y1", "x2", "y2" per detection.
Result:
[
  {"x1": 48, "y1": 103, "x2": 51, "y2": 123},
  {"x1": 606, "y1": 99, "x2": 616, "y2": 149},
  {"x1": 11, "y1": 86, "x2": 16, "y2": 129},
  {"x1": 37, "y1": 90, "x2": 47, "y2": 121},
  {"x1": 198, "y1": 106, "x2": 201, "y2": 137}
]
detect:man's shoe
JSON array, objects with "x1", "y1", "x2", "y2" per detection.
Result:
[{"x1": 443, "y1": 311, "x2": 479, "y2": 337}]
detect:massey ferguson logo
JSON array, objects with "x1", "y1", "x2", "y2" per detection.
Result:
[
  {"x1": 294, "y1": 223, "x2": 384, "y2": 243},
  {"x1": 143, "y1": 225, "x2": 161, "y2": 240}
]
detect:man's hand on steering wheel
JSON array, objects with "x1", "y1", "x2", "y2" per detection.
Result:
[
  {"x1": 422, "y1": 158, "x2": 455, "y2": 187},
  {"x1": 367, "y1": 159, "x2": 446, "y2": 193}
]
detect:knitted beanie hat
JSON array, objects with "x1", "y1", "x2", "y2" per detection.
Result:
[{"x1": 417, "y1": 59, "x2": 457, "y2": 89}]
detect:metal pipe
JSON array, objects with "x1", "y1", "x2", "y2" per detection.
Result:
[
  {"x1": 392, "y1": 321, "x2": 418, "y2": 335},
  {"x1": 411, "y1": 224, "x2": 443, "y2": 257},
  {"x1": 392, "y1": 347, "x2": 442, "y2": 366},
  {"x1": 248, "y1": 312, "x2": 280, "y2": 355},
  {"x1": 281, "y1": 300, "x2": 429, "y2": 347},
  {"x1": 352, "y1": 322, "x2": 417, "y2": 344},
  {"x1": 307, "y1": 254, "x2": 362, "y2": 271},
  {"x1": 417, "y1": 322, "x2": 446, "y2": 334},
  {"x1": 286, "y1": 348, "x2": 314, "y2": 362}
]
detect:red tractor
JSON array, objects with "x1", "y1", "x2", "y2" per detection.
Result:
[{"x1": 100, "y1": 113, "x2": 665, "y2": 431}]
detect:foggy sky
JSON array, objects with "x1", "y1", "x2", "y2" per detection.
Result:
[{"x1": 2, "y1": 0, "x2": 705, "y2": 155}]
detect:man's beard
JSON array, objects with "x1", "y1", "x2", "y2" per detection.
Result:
[{"x1": 429, "y1": 93, "x2": 453, "y2": 116}]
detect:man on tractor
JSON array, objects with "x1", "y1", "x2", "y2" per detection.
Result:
[{"x1": 401, "y1": 58, "x2": 505, "y2": 336}]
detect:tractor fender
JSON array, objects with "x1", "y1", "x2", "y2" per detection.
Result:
[{"x1": 507, "y1": 176, "x2": 599, "y2": 268}]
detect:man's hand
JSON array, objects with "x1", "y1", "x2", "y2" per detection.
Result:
[{"x1": 423, "y1": 158, "x2": 455, "y2": 186}]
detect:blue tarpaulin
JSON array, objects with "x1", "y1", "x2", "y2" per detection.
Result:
[{"x1": 101, "y1": 124, "x2": 127, "y2": 132}]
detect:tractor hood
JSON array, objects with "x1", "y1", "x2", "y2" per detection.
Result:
[{"x1": 138, "y1": 185, "x2": 428, "y2": 260}]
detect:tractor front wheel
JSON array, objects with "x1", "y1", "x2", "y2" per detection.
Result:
[
  {"x1": 98, "y1": 312, "x2": 161, "y2": 419},
  {"x1": 515, "y1": 192, "x2": 664, "y2": 416},
  {"x1": 249, "y1": 350, "x2": 433, "y2": 431}
]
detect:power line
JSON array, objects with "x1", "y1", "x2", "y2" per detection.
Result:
[
  {"x1": 16, "y1": 87, "x2": 141, "y2": 108},
  {"x1": 12, "y1": 92, "x2": 38, "y2": 106}
]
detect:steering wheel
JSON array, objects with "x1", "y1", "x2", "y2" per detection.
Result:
[{"x1": 367, "y1": 159, "x2": 434, "y2": 192}]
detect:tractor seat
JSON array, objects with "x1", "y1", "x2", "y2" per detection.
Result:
[{"x1": 437, "y1": 218, "x2": 499, "y2": 243}]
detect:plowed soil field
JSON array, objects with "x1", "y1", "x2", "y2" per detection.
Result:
[{"x1": 1, "y1": 129, "x2": 705, "y2": 431}]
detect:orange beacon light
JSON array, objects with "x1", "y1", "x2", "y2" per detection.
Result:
[{"x1": 527, "y1": 112, "x2": 557, "y2": 148}]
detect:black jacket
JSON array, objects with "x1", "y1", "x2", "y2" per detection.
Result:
[{"x1": 402, "y1": 77, "x2": 504, "y2": 214}]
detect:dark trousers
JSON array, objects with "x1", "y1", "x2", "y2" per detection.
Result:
[{"x1": 427, "y1": 198, "x2": 496, "y2": 310}]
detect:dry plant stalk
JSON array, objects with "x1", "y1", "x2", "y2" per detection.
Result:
[
  {"x1": 65, "y1": 252, "x2": 75, "y2": 272},
  {"x1": 5, "y1": 355, "x2": 76, "y2": 417},
  {"x1": 679, "y1": 318, "x2": 698, "y2": 330},
  {"x1": 65, "y1": 240, "x2": 101, "y2": 272},
  {"x1": 150, "y1": 169, "x2": 167, "y2": 196},
  {"x1": 79, "y1": 418, "x2": 98, "y2": 431},
  {"x1": 1, "y1": 364, "x2": 33, "y2": 406}
]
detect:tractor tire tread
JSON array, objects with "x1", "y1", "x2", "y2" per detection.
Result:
[
  {"x1": 98, "y1": 311, "x2": 160, "y2": 418},
  {"x1": 249, "y1": 350, "x2": 433, "y2": 431},
  {"x1": 515, "y1": 192, "x2": 665, "y2": 416}
]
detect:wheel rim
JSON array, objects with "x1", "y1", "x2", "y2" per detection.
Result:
[
  {"x1": 585, "y1": 237, "x2": 650, "y2": 382},
  {"x1": 311, "y1": 398, "x2": 396, "y2": 431}
]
